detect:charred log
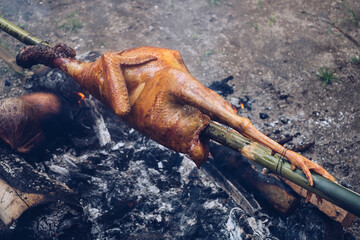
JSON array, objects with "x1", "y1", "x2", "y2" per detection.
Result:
[
  {"x1": 0, "y1": 151, "x2": 91, "y2": 239},
  {"x1": 14, "y1": 201, "x2": 91, "y2": 240},
  {"x1": 0, "y1": 152, "x2": 76, "y2": 204},
  {"x1": 208, "y1": 142, "x2": 299, "y2": 214}
]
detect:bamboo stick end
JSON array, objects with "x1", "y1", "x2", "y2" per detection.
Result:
[{"x1": 283, "y1": 179, "x2": 357, "y2": 227}]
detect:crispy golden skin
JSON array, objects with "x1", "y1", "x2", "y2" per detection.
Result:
[
  {"x1": 17, "y1": 45, "x2": 334, "y2": 184},
  {"x1": 56, "y1": 47, "x2": 212, "y2": 166}
]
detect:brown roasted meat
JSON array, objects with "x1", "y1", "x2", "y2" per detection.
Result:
[
  {"x1": 0, "y1": 92, "x2": 66, "y2": 153},
  {"x1": 17, "y1": 44, "x2": 334, "y2": 185}
]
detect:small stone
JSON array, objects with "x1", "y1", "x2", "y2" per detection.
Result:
[
  {"x1": 230, "y1": 97, "x2": 240, "y2": 108},
  {"x1": 259, "y1": 113, "x2": 269, "y2": 119},
  {"x1": 280, "y1": 118, "x2": 289, "y2": 124},
  {"x1": 273, "y1": 129, "x2": 281, "y2": 134},
  {"x1": 279, "y1": 94, "x2": 289, "y2": 100}
]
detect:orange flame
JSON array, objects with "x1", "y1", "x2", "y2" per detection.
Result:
[
  {"x1": 231, "y1": 104, "x2": 237, "y2": 113},
  {"x1": 240, "y1": 103, "x2": 245, "y2": 110},
  {"x1": 77, "y1": 92, "x2": 85, "y2": 103}
]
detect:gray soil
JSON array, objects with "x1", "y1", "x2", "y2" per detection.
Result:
[{"x1": 0, "y1": 0, "x2": 359, "y2": 238}]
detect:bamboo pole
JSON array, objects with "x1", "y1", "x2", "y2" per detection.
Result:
[
  {"x1": 1, "y1": 15, "x2": 360, "y2": 217},
  {"x1": 204, "y1": 122, "x2": 360, "y2": 216},
  {"x1": 0, "y1": 16, "x2": 45, "y2": 46}
]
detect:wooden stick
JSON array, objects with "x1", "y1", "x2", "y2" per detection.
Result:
[
  {"x1": 0, "y1": 44, "x2": 24, "y2": 74},
  {"x1": 0, "y1": 153, "x2": 77, "y2": 226}
]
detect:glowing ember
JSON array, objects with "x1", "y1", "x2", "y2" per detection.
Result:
[
  {"x1": 231, "y1": 104, "x2": 237, "y2": 113},
  {"x1": 77, "y1": 92, "x2": 85, "y2": 103},
  {"x1": 240, "y1": 103, "x2": 245, "y2": 110}
]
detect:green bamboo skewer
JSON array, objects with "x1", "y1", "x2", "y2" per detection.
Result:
[
  {"x1": 0, "y1": 17, "x2": 44, "y2": 46},
  {"x1": 204, "y1": 122, "x2": 360, "y2": 216},
  {"x1": 1, "y1": 15, "x2": 360, "y2": 217}
]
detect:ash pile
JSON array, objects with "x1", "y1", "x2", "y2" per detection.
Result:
[{"x1": 0, "y1": 52, "x2": 348, "y2": 240}]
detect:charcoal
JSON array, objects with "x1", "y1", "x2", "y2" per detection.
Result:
[{"x1": 13, "y1": 201, "x2": 91, "y2": 240}]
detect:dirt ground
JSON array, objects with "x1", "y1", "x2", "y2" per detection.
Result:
[{"x1": 0, "y1": 0, "x2": 359, "y2": 238}]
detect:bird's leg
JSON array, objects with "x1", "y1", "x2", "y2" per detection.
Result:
[{"x1": 166, "y1": 68, "x2": 334, "y2": 185}]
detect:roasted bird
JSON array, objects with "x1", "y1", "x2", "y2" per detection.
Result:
[{"x1": 16, "y1": 44, "x2": 334, "y2": 185}]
